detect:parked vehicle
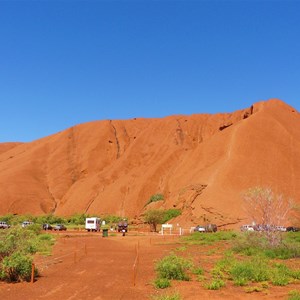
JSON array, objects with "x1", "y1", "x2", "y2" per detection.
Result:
[
  {"x1": 286, "y1": 226, "x2": 300, "y2": 232},
  {"x1": 53, "y1": 224, "x2": 67, "y2": 231},
  {"x1": 240, "y1": 224, "x2": 254, "y2": 232},
  {"x1": 205, "y1": 224, "x2": 218, "y2": 232},
  {"x1": 194, "y1": 225, "x2": 206, "y2": 232},
  {"x1": 43, "y1": 223, "x2": 53, "y2": 230},
  {"x1": 0, "y1": 221, "x2": 10, "y2": 229},
  {"x1": 276, "y1": 226, "x2": 287, "y2": 232},
  {"x1": 194, "y1": 224, "x2": 217, "y2": 233},
  {"x1": 85, "y1": 217, "x2": 101, "y2": 232},
  {"x1": 21, "y1": 221, "x2": 33, "y2": 228},
  {"x1": 118, "y1": 220, "x2": 128, "y2": 232}
]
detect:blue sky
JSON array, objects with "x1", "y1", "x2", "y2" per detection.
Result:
[{"x1": 1, "y1": 0, "x2": 300, "y2": 142}]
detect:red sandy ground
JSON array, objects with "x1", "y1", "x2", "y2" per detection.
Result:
[{"x1": 0, "y1": 232, "x2": 299, "y2": 300}]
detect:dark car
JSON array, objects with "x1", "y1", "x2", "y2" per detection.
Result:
[
  {"x1": 53, "y1": 224, "x2": 67, "y2": 231},
  {"x1": 117, "y1": 220, "x2": 128, "y2": 232},
  {"x1": 206, "y1": 224, "x2": 218, "y2": 232},
  {"x1": 286, "y1": 226, "x2": 300, "y2": 232},
  {"x1": 43, "y1": 223, "x2": 53, "y2": 230}
]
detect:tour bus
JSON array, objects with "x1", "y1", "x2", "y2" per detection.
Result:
[{"x1": 85, "y1": 217, "x2": 101, "y2": 232}]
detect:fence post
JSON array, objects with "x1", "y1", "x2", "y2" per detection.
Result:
[{"x1": 31, "y1": 263, "x2": 35, "y2": 283}]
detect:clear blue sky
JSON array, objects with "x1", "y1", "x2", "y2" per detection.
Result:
[{"x1": 1, "y1": 0, "x2": 300, "y2": 142}]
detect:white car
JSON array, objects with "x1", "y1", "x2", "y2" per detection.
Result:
[
  {"x1": 276, "y1": 226, "x2": 287, "y2": 232},
  {"x1": 22, "y1": 221, "x2": 33, "y2": 228},
  {"x1": 240, "y1": 225, "x2": 254, "y2": 232},
  {"x1": 194, "y1": 225, "x2": 206, "y2": 232},
  {"x1": 0, "y1": 221, "x2": 10, "y2": 229}
]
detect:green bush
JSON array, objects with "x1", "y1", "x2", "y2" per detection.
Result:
[
  {"x1": 0, "y1": 226, "x2": 54, "y2": 282},
  {"x1": 102, "y1": 215, "x2": 124, "y2": 224},
  {"x1": 289, "y1": 290, "x2": 300, "y2": 300},
  {"x1": 230, "y1": 257, "x2": 271, "y2": 284},
  {"x1": 154, "y1": 277, "x2": 171, "y2": 289},
  {"x1": 155, "y1": 253, "x2": 193, "y2": 281},
  {"x1": 192, "y1": 266, "x2": 204, "y2": 275},
  {"x1": 147, "y1": 194, "x2": 164, "y2": 206},
  {"x1": 244, "y1": 286, "x2": 263, "y2": 293},
  {"x1": 151, "y1": 292, "x2": 181, "y2": 300},
  {"x1": 0, "y1": 227, "x2": 36, "y2": 258},
  {"x1": 210, "y1": 252, "x2": 236, "y2": 282},
  {"x1": 66, "y1": 213, "x2": 88, "y2": 225},
  {"x1": 162, "y1": 209, "x2": 181, "y2": 223},
  {"x1": 205, "y1": 279, "x2": 226, "y2": 290},
  {"x1": 185, "y1": 231, "x2": 237, "y2": 245},
  {"x1": 232, "y1": 232, "x2": 300, "y2": 259},
  {"x1": 0, "y1": 251, "x2": 34, "y2": 282}
]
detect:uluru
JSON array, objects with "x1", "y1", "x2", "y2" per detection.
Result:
[{"x1": 0, "y1": 99, "x2": 299, "y2": 227}]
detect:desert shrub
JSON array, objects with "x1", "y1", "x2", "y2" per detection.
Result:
[
  {"x1": 35, "y1": 214, "x2": 66, "y2": 225},
  {"x1": 192, "y1": 266, "x2": 204, "y2": 276},
  {"x1": 243, "y1": 187, "x2": 293, "y2": 247},
  {"x1": 205, "y1": 279, "x2": 226, "y2": 290},
  {"x1": 271, "y1": 263, "x2": 300, "y2": 285},
  {"x1": 155, "y1": 253, "x2": 193, "y2": 281},
  {"x1": 185, "y1": 231, "x2": 237, "y2": 245},
  {"x1": 162, "y1": 209, "x2": 181, "y2": 223},
  {"x1": 0, "y1": 214, "x2": 15, "y2": 224},
  {"x1": 0, "y1": 251, "x2": 34, "y2": 282},
  {"x1": 211, "y1": 253, "x2": 236, "y2": 282},
  {"x1": 289, "y1": 290, "x2": 300, "y2": 300},
  {"x1": 0, "y1": 227, "x2": 36, "y2": 258},
  {"x1": 146, "y1": 194, "x2": 164, "y2": 206},
  {"x1": 271, "y1": 273, "x2": 290, "y2": 286},
  {"x1": 66, "y1": 213, "x2": 88, "y2": 225},
  {"x1": 244, "y1": 286, "x2": 263, "y2": 293},
  {"x1": 285, "y1": 232, "x2": 300, "y2": 244},
  {"x1": 36, "y1": 234, "x2": 55, "y2": 256},
  {"x1": 154, "y1": 277, "x2": 171, "y2": 289},
  {"x1": 230, "y1": 257, "x2": 271, "y2": 284},
  {"x1": 0, "y1": 227, "x2": 54, "y2": 282},
  {"x1": 232, "y1": 232, "x2": 300, "y2": 259},
  {"x1": 102, "y1": 215, "x2": 124, "y2": 224},
  {"x1": 151, "y1": 292, "x2": 181, "y2": 300}
]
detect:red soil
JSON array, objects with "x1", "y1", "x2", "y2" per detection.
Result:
[
  {"x1": 0, "y1": 233, "x2": 298, "y2": 300},
  {"x1": 0, "y1": 99, "x2": 299, "y2": 228}
]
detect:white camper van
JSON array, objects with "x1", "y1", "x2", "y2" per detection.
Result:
[{"x1": 85, "y1": 217, "x2": 101, "y2": 232}]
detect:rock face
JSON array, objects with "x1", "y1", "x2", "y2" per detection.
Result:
[{"x1": 0, "y1": 99, "x2": 299, "y2": 227}]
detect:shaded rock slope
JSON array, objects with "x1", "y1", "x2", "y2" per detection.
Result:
[{"x1": 0, "y1": 99, "x2": 299, "y2": 227}]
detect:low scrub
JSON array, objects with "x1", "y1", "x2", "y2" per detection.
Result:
[
  {"x1": 155, "y1": 253, "x2": 193, "y2": 281},
  {"x1": 205, "y1": 279, "x2": 226, "y2": 290},
  {"x1": 162, "y1": 209, "x2": 181, "y2": 223},
  {"x1": 0, "y1": 227, "x2": 54, "y2": 282},
  {"x1": 232, "y1": 232, "x2": 300, "y2": 259},
  {"x1": 230, "y1": 257, "x2": 271, "y2": 284},
  {"x1": 184, "y1": 231, "x2": 237, "y2": 245},
  {"x1": 146, "y1": 194, "x2": 164, "y2": 206},
  {"x1": 154, "y1": 277, "x2": 171, "y2": 289},
  {"x1": 0, "y1": 251, "x2": 35, "y2": 282},
  {"x1": 289, "y1": 290, "x2": 300, "y2": 300},
  {"x1": 151, "y1": 292, "x2": 181, "y2": 300}
]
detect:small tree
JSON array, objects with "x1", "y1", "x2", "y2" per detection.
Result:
[
  {"x1": 243, "y1": 187, "x2": 293, "y2": 246},
  {"x1": 143, "y1": 209, "x2": 165, "y2": 232}
]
